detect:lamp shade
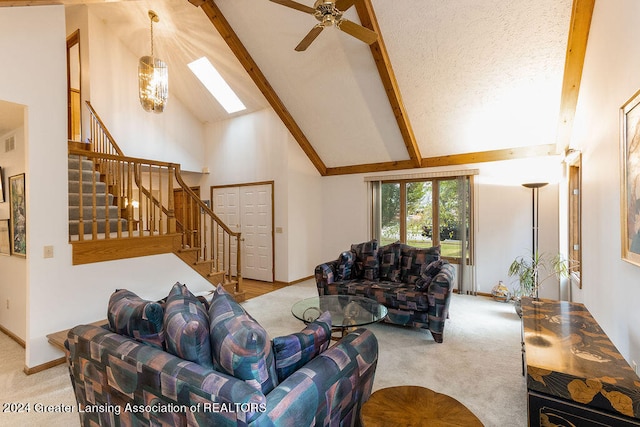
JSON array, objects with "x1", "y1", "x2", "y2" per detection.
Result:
[{"x1": 138, "y1": 55, "x2": 168, "y2": 113}]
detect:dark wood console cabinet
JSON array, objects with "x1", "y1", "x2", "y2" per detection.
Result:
[{"x1": 522, "y1": 298, "x2": 640, "y2": 426}]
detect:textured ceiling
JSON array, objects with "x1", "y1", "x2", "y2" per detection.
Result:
[
  {"x1": 15, "y1": 0, "x2": 574, "y2": 170},
  {"x1": 374, "y1": 0, "x2": 573, "y2": 157}
]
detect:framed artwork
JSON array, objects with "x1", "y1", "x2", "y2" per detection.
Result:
[
  {"x1": 0, "y1": 166, "x2": 4, "y2": 203},
  {"x1": 9, "y1": 173, "x2": 26, "y2": 257},
  {"x1": 0, "y1": 219, "x2": 9, "y2": 255},
  {"x1": 621, "y1": 89, "x2": 640, "y2": 266}
]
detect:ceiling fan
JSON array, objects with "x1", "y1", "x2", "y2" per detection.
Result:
[{"x1": 270, "y1": 0, "x2": 378, "y2": 51}]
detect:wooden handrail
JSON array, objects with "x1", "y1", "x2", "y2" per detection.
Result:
[{"x1": 85, "y1": 101, "x2": 124, "y2": 156}]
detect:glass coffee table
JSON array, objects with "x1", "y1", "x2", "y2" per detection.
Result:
[{"x1": 291, "y1": 295, "x2": 388, "y2": 339}]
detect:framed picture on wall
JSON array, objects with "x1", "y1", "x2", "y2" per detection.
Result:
[
  {"x1": 620, "y1": 89, "x2": 640, "y2": 266},
  {"x1": 9, "y1": 173, "x2": 26, "y2": 257},
  {"x1": 0, "y1": 219, "x2": 9, "y2": 255},
  {"x1": 0, "y1": 166, "x2": 4, "y2": 203}
]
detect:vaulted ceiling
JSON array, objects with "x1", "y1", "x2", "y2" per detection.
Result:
[{"x1": 0, "y1": 0, "x2": 594, "y2": 176}]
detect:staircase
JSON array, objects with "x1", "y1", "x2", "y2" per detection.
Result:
[
  {"x1": 67, "y1": 102, "x2": 244, "y2": 301},
  {"x1": 68, "y1": 155, "x2": 126, "y2": 237}
]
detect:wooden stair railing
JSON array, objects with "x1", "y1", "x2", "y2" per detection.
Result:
[{"x1": 68, "y1": 102, "x2": 244, "y2": 300}]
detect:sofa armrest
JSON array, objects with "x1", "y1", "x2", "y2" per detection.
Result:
[
  {"x1": 254, "y1": 328, "x2": 378, "y2": 427},
  {"x1": 66, "y1": 324, "x2": 266, "y2": 426},
  {"x1": 314, "y1": 260, "x2": 339, "y2": 295},
  {"x1": 426, "y1": 262, "x2": 455, "y2": 341}
]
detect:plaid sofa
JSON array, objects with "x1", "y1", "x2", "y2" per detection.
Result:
[
  {"x1": 65, "y1": 284, "x2": 378, "y2": 426},
  {"x1": 315, "y1": 240, "x2": 455, "y2": 343}
]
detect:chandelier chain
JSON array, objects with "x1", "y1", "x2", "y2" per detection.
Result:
[{"x1": 150, "y1": 15, "x2": 154, "y2": 56}]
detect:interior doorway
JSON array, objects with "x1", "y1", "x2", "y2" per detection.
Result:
[
  {"x1": 67, "y1": 30, "x2": 81, "y2": 142},
  {"x1": 211, "y1": 182, "x2": 274, "y2": 282}
]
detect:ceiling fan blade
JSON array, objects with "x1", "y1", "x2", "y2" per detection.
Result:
[
  {"x1": 295, "y1": 25, "x2": 324, "y2": 51},
  {"x1": 337, "y1": 19, "x2": 378, "y2": 45},
  {"x1": 269, "y1": 0, "x2": 316, "y2": 14},
  {"x1": 335, "y1": 0, "x2": 356, "y2": 11}
]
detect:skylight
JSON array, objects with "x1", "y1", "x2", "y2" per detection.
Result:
[{"x1": 188, "y1": 57, "x2": 246, "y2": 114}]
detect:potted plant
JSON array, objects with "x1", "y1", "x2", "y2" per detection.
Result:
[{"x1": 508, "y1": 252, "x2": 579, "y2": 315}]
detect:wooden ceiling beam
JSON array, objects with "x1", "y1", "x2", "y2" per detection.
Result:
[
  {"x1": 556, "y1": 0, "x2": 595, "y2": 154},
  {"x1": 0, "y1": 0, "x2": 125, "y2": 5},
  {"x1": 326, "y1": 160, "x2": 418, "y2": 176},
  {"x1": 423, "y1": 144, "x2": 558, "y2": 168},
  {"x1": 191, "y1": 0, "x2": 328, "y2": 176},
  {"x1": 354, "y1": 0, "x2": 422, "y2": 168},
  {"x1": 326, "y1": 144, "x2": 558, "y2": 176}
]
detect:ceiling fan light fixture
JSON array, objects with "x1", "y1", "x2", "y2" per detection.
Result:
[{"x1": 138, "y1": 10, "x2": 168, "y2": 113}]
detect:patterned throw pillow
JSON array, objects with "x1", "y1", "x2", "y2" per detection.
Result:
[
  {"x1": 378, "y1": 242, "x2": 401, "y2": 281},
  {"x1": 351, "y1": 239, "x2": 379, "y2": 280},
  {"x1": 336, "y1": 250, "x2": 356, "y2": 281},
  {"x1": 415, "y1": 259, "x2": 445, "y2": 291},
  {"x1": 107, "y1": 289, "x2": 164, "y2": 349},
  {"x1": 272, "y1": 311, "x2": 332, "y2": 382},
  {"x1": 400, "y1": 244, "x2": 441, "y2": 284},
  {"x1": 164, "y1": 282, "x2": 213, "y2": 369},
  {"x1": 208, "y1": 285, "x2": 278, "y2": 394}
]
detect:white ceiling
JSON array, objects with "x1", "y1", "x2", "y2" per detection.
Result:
[{"x1": 2, "y1": 0, "x2": 575, "y2": 170}]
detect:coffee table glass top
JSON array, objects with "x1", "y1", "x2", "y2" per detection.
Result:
[{"x1": 291, "y1": 295, "x2": 388, "y2": 328}]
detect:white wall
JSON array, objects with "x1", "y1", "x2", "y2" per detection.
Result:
[
  {"x1": 0, "y1": 124, "x2": 27, "y2": 339},
  {"x1": 569, "y1": 0, "x2": 640, "y2": 364},
  {"x1": 202, "y1": 108, "x2": 323, "y2": 283}
]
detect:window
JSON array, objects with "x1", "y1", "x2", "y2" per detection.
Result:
[
  {"x1": 373, "y1": 175, "x2": 473, "y2": 264},
  {"x1": 188, "y1": 57, "x2": 246, "y2": 114}
]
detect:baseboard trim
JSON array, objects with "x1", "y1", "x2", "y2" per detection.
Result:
[
  {"x1": 0, "y1": 324, "x2": 25, "y2": 348},
  {"x1": 23, "y1": 357, "x2": 66, "y2": 375},
  {"x1": 275, "y1": 275, "x2": 314, "y2": 286}
]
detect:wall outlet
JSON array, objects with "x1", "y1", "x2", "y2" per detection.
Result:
[
  {"x1": 633, "y1": 360, "x2": 638, "y2": 375},
  {"x1": 44, "y1": 245, "x2": 54, "y2": 258}
]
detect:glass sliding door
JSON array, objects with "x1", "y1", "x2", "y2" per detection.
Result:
[{"x1": 373, "y1": 176, "x2": 473, "y2": 265}]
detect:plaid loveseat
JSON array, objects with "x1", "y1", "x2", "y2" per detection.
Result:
[
  {"x1": 65, "y1": 284, "x2": 378, "y2": 426},
  {"x1": 315, "y1": 240, "x2": 455, "y2": 343}
]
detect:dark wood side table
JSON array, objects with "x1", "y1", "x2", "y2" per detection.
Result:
[
  {"x1": 360, "y1": 385, "x2": 483, "y2": 426},
  {"x1": 522, "y1": 298, "x2": 640, "y2": 426}
]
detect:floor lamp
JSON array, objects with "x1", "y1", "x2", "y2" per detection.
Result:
[{"x1": 522, "y1": 182, "x2": 548, "y2": 299}]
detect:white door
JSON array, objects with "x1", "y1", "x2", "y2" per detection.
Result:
[
  {"x1": 212, "y1": 187, "x2": 240, "y2": 276},
  {"x1": 240, "y1": 185, "x2": 273, "y2": 282},
  {"x1": 213, "y1": 184, "x2": 273, "y2": 282}
]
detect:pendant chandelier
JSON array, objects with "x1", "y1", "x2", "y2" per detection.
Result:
[{"x1": 138, "y1": 10, "x2": 168, "y2": 113}]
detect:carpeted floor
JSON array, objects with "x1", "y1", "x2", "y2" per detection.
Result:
[{"x1": 0, "y1": 279, "x2": 527, "y2": 426}]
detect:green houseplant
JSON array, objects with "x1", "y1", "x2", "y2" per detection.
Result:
[{"x1": 508, "y1": 252, "x2": 579, "y2": 314}]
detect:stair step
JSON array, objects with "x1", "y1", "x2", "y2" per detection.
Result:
[
  {"x1": 68, "y1": 168, "x2": 101, "y2": 182},
  {"x1": 69, "y1": 218, "x2": 128, "y2": 235},
  {"x1": 69, "y1": 205, "x2": 121, "y2": 221},
  {"x1": 195, "y1": 259, "x2": 215, "y2": 266},
  {"x1": 179, "y1": 247, "x2": 202, "y2": 253},
  {"x1": 68, "y1": 157, "x2": 93, "y2": 170},
  {"x1": 69, "y1": 192, "x2": 114, "y2": 206},
  {"x1": 68, "y1": 180, "x2": 107, "y2": 193}
]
